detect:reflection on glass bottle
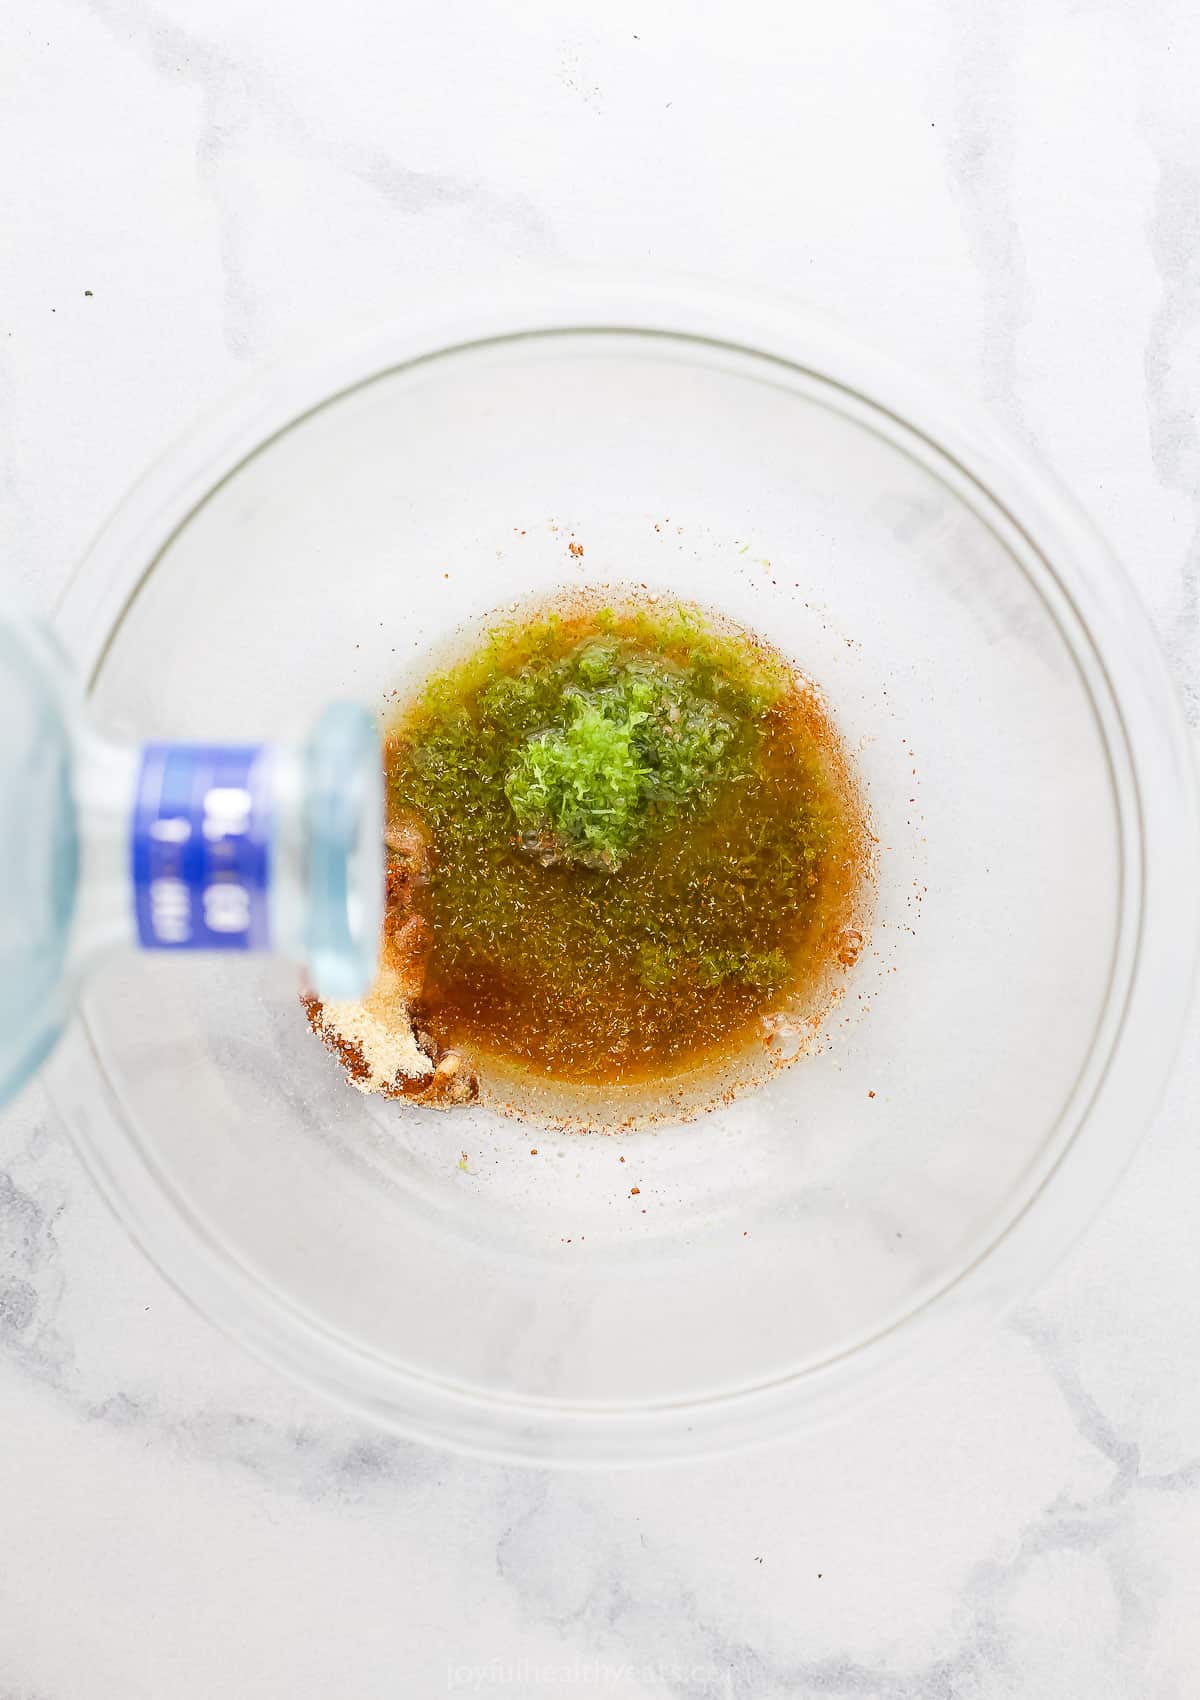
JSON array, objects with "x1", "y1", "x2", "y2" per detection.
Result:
[{"x1": 1, "y1": 617, "x2": 383, "y2": 1105}]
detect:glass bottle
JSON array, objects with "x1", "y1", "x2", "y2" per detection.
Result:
[{"x1": 1, "y1": 616, "x2": 382, "y2": 1105}]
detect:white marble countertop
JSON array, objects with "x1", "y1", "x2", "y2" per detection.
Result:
[{"x1": 5, "y1": 2, "x2": 1200, "y2": 1693}]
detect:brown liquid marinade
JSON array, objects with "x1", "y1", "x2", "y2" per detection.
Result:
[{"x1": 379, "y1": 591, "x2": 871, "y2": 1117}]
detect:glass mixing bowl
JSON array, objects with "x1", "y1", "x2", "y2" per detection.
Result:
[{"x1": 49, "y1": 282, "x2": 1198, "y2": 1463}]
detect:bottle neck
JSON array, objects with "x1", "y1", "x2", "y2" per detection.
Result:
[
  {"x1": 69, "y1": 733, "x2": 302, "y2": 964},
  {"x1": 68, "y1": 728, "x2": 140, "y2": 966},
  {"x1": 69, "y1": 704, "x2": 382, "y2": 1003},
  {"x1": 0, "y1": 607, "x2": 381, "y2": 1106}
]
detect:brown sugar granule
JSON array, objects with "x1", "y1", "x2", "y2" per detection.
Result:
[{"x1": 837, "y1": 928, "x2": 864, "y2": 967}]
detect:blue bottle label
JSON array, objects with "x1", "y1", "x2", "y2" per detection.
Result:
[{"x1": 131, "y1": 744, "x2": 272, "y2": 950}]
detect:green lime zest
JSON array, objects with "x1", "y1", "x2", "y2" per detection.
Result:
[{"x1": 503, "y1": 660, "x2": 736, "y2": 869}]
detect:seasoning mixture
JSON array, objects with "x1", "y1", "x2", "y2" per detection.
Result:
[
  {"x1": 302, "y1": 813, "x2": 479, "y2": 1107},
  {"x1": 305, "y1": 592, "x2": 870, "y2": 1114}
]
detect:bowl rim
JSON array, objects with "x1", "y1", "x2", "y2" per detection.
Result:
[{"x1": 48, "y1": 278, "x2": 1200, "y2": 1465}]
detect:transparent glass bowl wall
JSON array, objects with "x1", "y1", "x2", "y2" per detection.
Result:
[{"x1": 50, "y1": 292, "x2": 1198, "y2": 1463}]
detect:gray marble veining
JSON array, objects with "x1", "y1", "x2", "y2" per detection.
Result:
[{"x1": 3, "y1": 0, "x2": 1200, "y2": 1693}]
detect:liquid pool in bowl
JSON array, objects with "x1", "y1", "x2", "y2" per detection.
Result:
[
  {"x1": 46, "y1": 286, "x2": 1197, "y2": 1463},
  {"x1": 307, "y1": 585, "x2": 874, "y2": 1128}
]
